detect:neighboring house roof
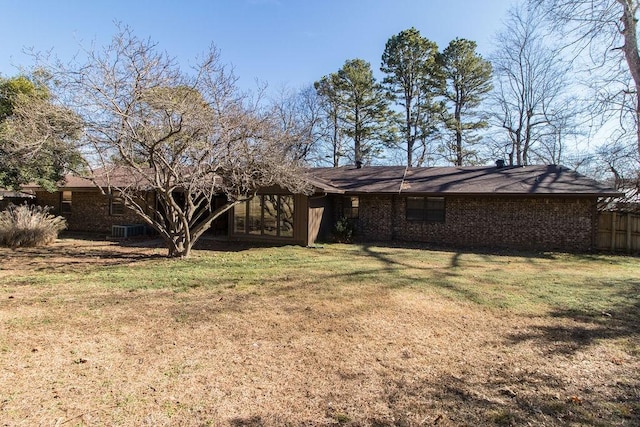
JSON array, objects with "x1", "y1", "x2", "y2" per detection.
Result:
[
  {"x1": 311, "y1": 165, "x2": 621, "y2": 197},
  {"x1": 0, "y1": 189, "x2": 35, "y2": 199}
]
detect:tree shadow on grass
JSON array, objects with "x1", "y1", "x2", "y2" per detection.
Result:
[
  {"x1": 356, "y1": 242, "x2": 564, "y2": 286},
  {"x1": 0, "y1": 233, "x2": 292, "y2": 274},
  {"x1": 359, "y1": 241, "x2": 558, "y2": 265},
  {"x1": 366, "y1": 370, "x2": 638, "y2": 427},
  {"x1": 1, "y1": 241, "x2": 166, "y2": 273},
  {"x1": 507, "y1": 278, "x2": 640, "y2": 355},
  {"x1": 228, "y1": 416, "x2": 264, "y2": 426}
]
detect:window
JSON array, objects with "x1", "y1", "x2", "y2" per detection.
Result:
[
  {"x1": 61, "y1": 191, "x2": 72, "y2": 214},
  {"x1": 406, "y1": 196, "x2": 445, "y2": 222},
  {"x1": 343, "y1": 196, "x2": 359, "y2": 219},
  {"x1": 263, "y1": 196, "x2": 278, "y2": 236},
  {"x1": 247, "y1": 196, "x2": 262, "y2": 235},
  {"x1": 110, "y1": 193, "x2": 124, "y2": 216},
  {"x1": 233, "y1": 195, "x2": 295, "y2": 238},
  {"x1": 279, "y1": 195, "x2": 294, "y2": 237},
  {"x1": 233, "y1": 201, "x2": 246, "y2": 233}
]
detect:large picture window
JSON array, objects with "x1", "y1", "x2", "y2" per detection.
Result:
[
  {"x1": 406, "y1": 196, "x2": 445, "y2": 222},
  {"x1": 233, "y1": 195, "x2": 294, "y2": 238}
]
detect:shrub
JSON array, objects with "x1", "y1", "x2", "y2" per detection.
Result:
[
  {"x1": 333, "y1": 216, "x2": 354, "y2": 243},
  {"x1": 0, "y1": 204, "x2": 67, "y2": 248}
]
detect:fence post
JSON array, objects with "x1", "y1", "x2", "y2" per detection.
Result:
[
  {"x1": 627, "y1": 213, "x2": 632, "y2": 253},
  {"x1": 611, "y1": 212, "x2": 617, "y2": 251}
]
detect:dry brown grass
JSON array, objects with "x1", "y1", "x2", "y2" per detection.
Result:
[{"x1": 0, "y1": 237, "x2": 638, "y2": 426}]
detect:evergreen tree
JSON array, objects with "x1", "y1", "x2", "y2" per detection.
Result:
[
  {"x1": 438, "y1": 39, "x2": 493, "y2": 166},
  {"x1": 381, "y1": 28, "x2": 443, "y2": 166},
  {"x1": 333, "y1": 59, "x2": 392, "y2": 165}
]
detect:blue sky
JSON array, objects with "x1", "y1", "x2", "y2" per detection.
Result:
[{"x1": 1, "y1": 0, "x2": 516, "y2": 93}]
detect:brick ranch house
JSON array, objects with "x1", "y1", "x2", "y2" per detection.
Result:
[{"x1": 25, "y1": 164, "x2": 620, "y2": 252}]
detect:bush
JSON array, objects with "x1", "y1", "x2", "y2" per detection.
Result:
[
  {"x1": 333, "y1": 216, "x2": 355, "y2": 243},
  {"x1": 0, "y1": 204, "x2": 67, "y2": 248}
]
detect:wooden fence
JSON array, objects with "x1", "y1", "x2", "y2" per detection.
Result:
[{"x1": 597, "y1": 211, "x2": 640, "y2": 253}]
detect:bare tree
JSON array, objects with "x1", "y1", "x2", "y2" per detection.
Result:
[
  {"x1": 314, "y1": 74, "x2": 347, "y2": 167},
  {"x1": 491, "y1": 6, "x2": 581, "y2": 166},
  {"x1": 532, "y1": 0, "x2": 640, "y2": 165},
  {"x1": 270, "y1": 85, "x2": 324, "y2": 164},
  {"x1": 44, "y1": 26, "x2": 309, "y2": 258}
]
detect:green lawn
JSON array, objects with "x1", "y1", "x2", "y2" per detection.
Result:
[
  {"x1": 1, "y1": 238, "x2": 638, "y2": 425},
  {"x1": 18, "y1": 241, "x2": 636, "y2": 314}
]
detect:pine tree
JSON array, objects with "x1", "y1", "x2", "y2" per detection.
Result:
[{"x1": 438, "y1": 39, "x2": 493, "y2": 166}]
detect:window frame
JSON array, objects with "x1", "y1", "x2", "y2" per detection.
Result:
[
  {"x1": 342, "y1": 196, "x2": 359, "y2": 219},
  {"x1": 110, "y1": 195, "x2": 125, "y2": 216},
  {"x1": 60, "y1": 191, "x2": 72, "y2": 214},
  {"x1": 406, "y1": 196, "x2": 445, "y2": 223},
  {"x1": 233, "y1": 194, "x2": 295, "y2": 238}
]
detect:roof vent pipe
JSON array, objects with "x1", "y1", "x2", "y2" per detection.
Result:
[
  {"x1": 355, "y1": 160, "x2": 363, "y2": 169},
  {"x1": 495, "y1": 159, "x2": 506, "y2": 169}
]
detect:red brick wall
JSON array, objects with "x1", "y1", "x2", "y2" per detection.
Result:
[
  {"x1": 35, "y1": 190, "x2": 143, "y2": 234},
  {"x1": 343, "y1": 194, "x2": 597, "y2": 251},
  {"x1": 359, "y1": 195, "x2": 394, "y2": 241}
]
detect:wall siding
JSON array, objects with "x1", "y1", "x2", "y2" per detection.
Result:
[
  {"x1": 348, "y1": 195, "x2": 597, "y2": 251},
  {"x1": 35, "y1": 190, "x2": 143, "y2": 234},
  {"x1": 359, "y1": 195, "x2": 394, "y2": 241}
]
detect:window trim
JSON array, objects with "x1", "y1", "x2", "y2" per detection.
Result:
[
  {"x1": 233, "y1": 194, "x2": 295, "y2": 238},
  {"x1": 406, "y1": 196, "x2": 445, "y2": 223},
  {"x1": 60, "y1": 191, "x2": 72, "y2": 214},
  {"x1": 342, "y1": 196, "x2": 359, "y2": 219},
  {"x1": 110, "y1": 195, "x2": 125, "y2": 216}
]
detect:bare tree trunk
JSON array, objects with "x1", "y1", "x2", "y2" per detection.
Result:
[
  {"x1": 618, "y1": 0, "x2": 640, "y2": 162},
  {"x1": 455, "y1": 104, "x2": 463, "y2": 166},
  {"x1": 354, "y1": 106, "x2": 362, "y2": 164},
  {"x1": 406, "y1": 104, "x2": 413, "y2": 166},
  {"x1": 332, "y1": 114, "x2": 340, "y2": 167}
]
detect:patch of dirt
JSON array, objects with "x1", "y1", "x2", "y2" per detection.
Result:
[
  {"x1": 0, "y1": 238, "x2": 638, "y2": 426},
  {"x1": 0, "y1": 235, "x2": 165, "y2": 274}
]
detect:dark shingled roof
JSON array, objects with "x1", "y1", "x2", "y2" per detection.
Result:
[
  {"x1": 24, "y1": 168, "x2": 168, "y2": 190},
  {"x1": 0, "y1": 189, "x2": 35, "y2": 199},
  {"x1": 310, "y1": 165, "x2": 621, "y2": 196},
  {"x1": 24, "y1": 164, "x2": 620, "y2": 197}
]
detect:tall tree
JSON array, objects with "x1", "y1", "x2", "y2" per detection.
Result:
[
  {"x1": 381, "y1": 28, "x2": 443, "y2": 166},
  {"x1": 491, "y1": 6, "x2": 579, "y2": 166},
  {"x1": 314, "y1": 74, "x2": 349, "y2": 167},
  {"x1": 41, "y1": 26, "x2": 309, "y2": 258},
  {"x1": 270, "y1": 85, "x2": 324, "y2": 164},
  {"x1": 0, "y1": 75, "x2": 81, "y2": 190},
  {"x1": 438, "y1": 38, "x2": 493, "y2": 166},
  {"x1": 332, "y1": 59, "x2": 392, "y2": 165},
  {"x1": 532, "y1": 0, "x2": 640, "y2": 180}
]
